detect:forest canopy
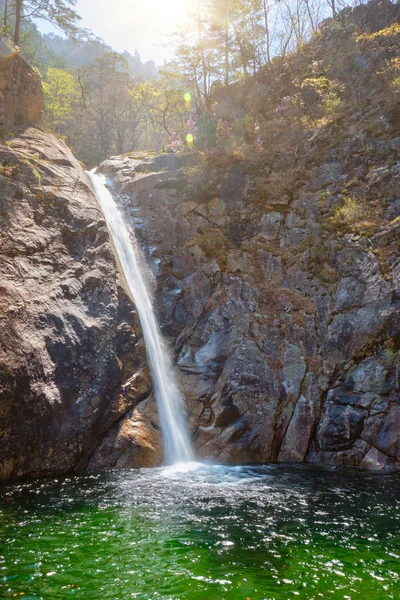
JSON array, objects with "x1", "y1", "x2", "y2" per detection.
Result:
[{"x1": 0, "y1": 0, "x2": 396, "y2": 166}]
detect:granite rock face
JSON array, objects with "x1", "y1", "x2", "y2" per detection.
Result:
[
  {"x1": 0, "y1": 45, "x2": 43, "y2": 126},
  {"x1": 95, "y1": 124, "x2": 400, "y2": 471},
  {"x1": 0, "y1": 128, "x2": 151, "y2": 481}
]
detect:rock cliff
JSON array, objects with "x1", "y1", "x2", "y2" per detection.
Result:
[
  {"x1": 0, "y1": 128, "x2": 154, "y2": 481},
  {"x1": 93, "y1": 128, "x2": 399, "y2": 471},
  {"x1": 1, "y1": 2, "x2": 399, "y2": 480},
  {"x1": 93, "y1": 0, "x2": 400, "y2": 475},
  {"x1": 0, "y1": 47, "x2": 162, "y2": 481}
]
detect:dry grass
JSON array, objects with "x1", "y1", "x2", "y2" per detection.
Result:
[
  {"x1": 325, "y1": 196, "x2": 385, "y2": 237},
  {"x1": 186, "y1": 228, "x2": 229, "y2": 268}
]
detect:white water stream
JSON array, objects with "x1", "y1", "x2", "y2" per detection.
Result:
[{"x1": 87, "y1": 171, "x2": 194, "y2": 464}]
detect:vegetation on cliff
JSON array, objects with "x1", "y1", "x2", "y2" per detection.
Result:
[{"x1": 3, "y1": 0, "x2": 398, "y2": 167}]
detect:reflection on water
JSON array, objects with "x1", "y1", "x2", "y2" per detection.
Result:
[{"x1": 1, "y1": 463, "x2": 399, "y2": 599}]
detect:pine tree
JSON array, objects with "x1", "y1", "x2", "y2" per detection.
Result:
[{"x1": 11, "y1": 0, "x2": 80, "y2": 46}]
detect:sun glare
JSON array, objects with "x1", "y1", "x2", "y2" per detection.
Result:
[{"x1": 151, "y1": 0, "x2": 191, "y2": 35}]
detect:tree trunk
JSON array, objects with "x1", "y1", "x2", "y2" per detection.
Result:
[
  {"x1": 4, "y1": 0, "x2": 8, "y2": 29},
  {"x1": 305, "y1": 0, "x2": 316, "y2": 33},
  {"x1": 233, "y1": 24, "x2": 249, "y2": 77},
  {"x1": 196, "y1": 12, "x2": 209, "y2": 106},
  {"x1": 14, "y1": 0, "x2": 23, "y2": 45},
  {"x1": 263, "y1": 0, "x2": 271, "y2": 63},
  {"x1": 224, "y1": 22, "x2": 229, "y2": 86}
]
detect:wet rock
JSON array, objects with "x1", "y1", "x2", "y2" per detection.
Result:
[
  {"x1": 87, "y1": 396, "x2": 163, "y2": 470},
  {"x1": 317, "y1": 398, "x2": 368, "y2": 452},
  {"x1": 278, "y1": 394, "x2": 317, "y2": 463},
  {"x1": 375, "y1": 405, "x2": 400, "y2": 462},
  {"x1": 360, "y1": 446, "x2": 399, "y2": 471},
  {"x1": 313, "y1": 439, "x2": 370, "y2": 467},
  {"x1": 215, "y1": 405, "x2": 241, "y2": 427}
]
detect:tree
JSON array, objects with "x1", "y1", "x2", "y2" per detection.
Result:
[
  {"x1": 17, "y1": 21, "x2": 66, "y2": 72},
  {"x1": 76, "y1": 53, "x2": 146, "y2": 162},
  {"x1": 3, "y1": 0, "x2": 9, "y2": 32},
  {"x1": 135, "y1": 67, "x2": 195, "y2": 146},
  {"x1": 262, "y1": 0, "x2": 272, "y2": 62},
  {"x1": 43, "y1": 67, "x2": 79, "y2": 125},
  {"x1": 211, "y1": 0, "x2": 231, "y2": 85},
  {"x1": 11, "y1": 0, "x2": 80, "y2": 46}
]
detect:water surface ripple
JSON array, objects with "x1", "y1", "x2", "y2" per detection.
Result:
[{"x1": 1, "y1": 463, "x2": 399, "y2": 599}]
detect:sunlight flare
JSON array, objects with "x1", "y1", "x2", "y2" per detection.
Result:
[{"x1": 148, "y1": 0, "x2": 191, "y2": 36}]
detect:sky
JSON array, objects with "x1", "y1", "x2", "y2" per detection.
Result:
[{"x1": 64, "y1": 0, "x2": 190, "y2": 64}]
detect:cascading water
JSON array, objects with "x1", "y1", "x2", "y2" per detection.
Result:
[{"x1": 87, "y1": 171, "x2": 194, "y2": 464}]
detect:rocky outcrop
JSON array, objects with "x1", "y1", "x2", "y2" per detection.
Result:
[
  {"x1": 342, "y1": 0, "x2": 400, "y2": 32},
  {"x1": 1, "y1": 3, "x2": 399, "y2": 479},
  {"x1": 0, "y1": 43, "x2": 43, "y2": 126},
  {"x1": 0, "y1": 128, "x2": 151, "y2": 481},
  {"x1": 83, "y1": 3, "x2": 399, "y2": 473},
  {"x1": 95, "y1": 117, "x2": 400, "y2": 471}
]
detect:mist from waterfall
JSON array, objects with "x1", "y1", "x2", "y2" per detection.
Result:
[{"x1": 87, "y1": 171, "x2": 194, "y2": 464}]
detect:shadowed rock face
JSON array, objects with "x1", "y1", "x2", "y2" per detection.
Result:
[
  {"x1": 94, "y1": 130, "x2": 400, "y2": 471},
  {"x1": 0, "y1": 128, "x2": 151, "y2": 481}
]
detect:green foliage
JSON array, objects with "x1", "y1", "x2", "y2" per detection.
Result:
[
  {"x1": 18, "y1": 22, "x2": 67, "y2": 73},
  {"x1": 0, "y1": 1, "x2": 164, "y2": 166},
  {"x1": 42, "y1": 30, "x2": 157, "y2": 78},
  {"x1": 39, "y1": 51, "x2": 187, "y2": 166},
  {"x1": 300, "y1": 75, "x2": 344, "y2": 121},
  {"x1": 301, "y1": 76, "x2": 331, "y2": 91},
  {"x1": 390, "y1": 74, "x2": 400, "y2": 98},
  {"x1": 9, "y1": 0, "x2": 80, "y2": 46},
  {"x1": 325, "y1": 195, "x2": 385, "y2": 238},
  {"x1": 1, "y1": 0, "x2": 396, "y2": 171},
  {"x1": 322, "y1": 91, "x2": 342, "y2": 116},
  {"x1": 43, "y1": 68, "x2": 79, "y2": 124}
]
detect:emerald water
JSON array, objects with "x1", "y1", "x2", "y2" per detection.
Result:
[{"x1": 1, "y1": 463, "x2": 399, "y2": 599}]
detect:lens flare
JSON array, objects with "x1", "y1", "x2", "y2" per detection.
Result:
[
  {"x1": 0, "y1": 40, "x2": 17, "y2": 59},
  {"x1": 186, "y1": 133, "x2": 194, "y2": 147},
  {"x1": 184, "y1": 91, "x2": 191, "y2": 108}
]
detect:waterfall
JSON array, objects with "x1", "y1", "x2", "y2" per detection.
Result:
[{"x1": 87, "y1": 171, "x2": 194, "y2": 465}]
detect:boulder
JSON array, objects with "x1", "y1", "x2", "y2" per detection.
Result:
[{"x1": 0, "y1": 45, "x2": 43, "y2": 125}]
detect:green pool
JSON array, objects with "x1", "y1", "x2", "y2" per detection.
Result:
[{"x1": 1, "y1": 463, "x2": 399, "y2": 599}]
